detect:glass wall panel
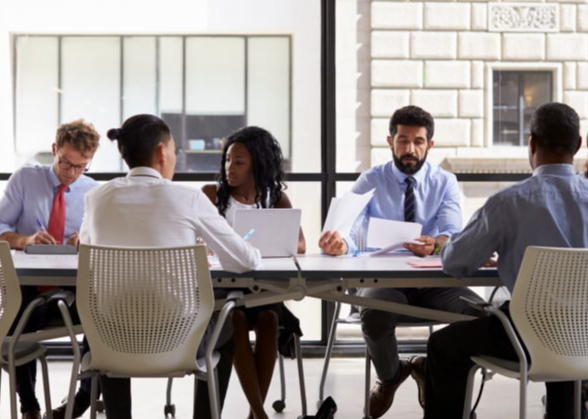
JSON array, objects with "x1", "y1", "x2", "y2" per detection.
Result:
[
  {"x1": 61, "y1": 36, "x2": 122, "y2": 171},
  {"x1": 15, "y1": 36, "x2": 58, "y2": 156},
  {"x1": 183, "y1": 37, "x2": 246, "y2": 172},
  {"x1": 247, "y1": 37, "x2": 291, "y2": 162},
  {"x1": 185, "y1": 37, "x2": 245, "y2": 115},
  {"x1": 158, "y1": 37, "x2": 183, "y2": 115},
  {"x1": 336, "y1": 0, "x2": 371, "y2": 173},
  {"x1": 123, "y1": 37, "x2": 157, "y2": 118}
]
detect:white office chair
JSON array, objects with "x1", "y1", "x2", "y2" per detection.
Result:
[
  {"x1": 68, "y1": 244, "x2": 234, "y2": 419},
  {"x1": 0, "y1": 241, "x2": 78, "y2": 419},
  {"x1": 463, "y1": 246, "x2": 588, "y2": 419}
]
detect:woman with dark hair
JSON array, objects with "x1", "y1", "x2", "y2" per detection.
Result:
[
  {"x1": 203, "y1": 126, "x2": 305, "y2": 419},
  {"x1": 80, "y1": 114, "x2": 261, "y2": 419}
]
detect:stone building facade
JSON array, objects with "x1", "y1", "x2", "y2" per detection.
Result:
[{"x1": 366, "y1": 0, "x2": 588, "y2": 171}]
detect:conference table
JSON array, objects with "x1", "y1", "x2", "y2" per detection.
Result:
[{"x1": 14, "y1": 251, "x2": 502, "y2": 324}]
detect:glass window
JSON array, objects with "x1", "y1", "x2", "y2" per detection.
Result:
[
  {"x1": 13, "y1": 34, "x2": 297, "y2": 173},
  {"x1": 247, "y1": 37, "x2": 291, "y2": 164},
  {"x1": 61, "y1": 36, "x2": 122, "y2": 171},
  {"x1": 123, "y1": 37, "x2": 157, "y2": 118},
  {"x1": 493, "y1": 71, "x2": 553, "y2": 147},
  {"x1": 336, "y1": 0, "x2": 371, "y2": 173},
  {"x1": 15, "y1": 36, "x2": 59, "y2": 157}
]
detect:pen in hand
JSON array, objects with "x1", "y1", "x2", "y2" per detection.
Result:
[
  {"x1": 36, "y1": 218, "x2": 46, "y2": 231},
  {"x1": 33, "y1": 217, "x2": 57, "y2": 245}
]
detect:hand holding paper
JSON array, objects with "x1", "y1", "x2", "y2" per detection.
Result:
[
  {"x1": 322, "y1": 189, "x2": 375, "y2": 237},
  {"x1": 367, "y1": 218, "x2": 423, "y2": 256}
]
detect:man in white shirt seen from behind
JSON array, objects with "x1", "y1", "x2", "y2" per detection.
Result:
[{"x1": 80, "y1": 114, "x2": 261, "y2": 419}]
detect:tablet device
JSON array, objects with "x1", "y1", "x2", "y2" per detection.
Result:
[
  {"x1": 24, "y1": 245, "x2": 78, "y2": 255},
  {"x1": 233, "y1": 209, "x2": 301, "y2": 258}
]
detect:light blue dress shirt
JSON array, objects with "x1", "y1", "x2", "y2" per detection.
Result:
[
  {"x1": 0, "y1": 165, "x2": 97, "y2": 240},
  {"x1": 442, "y1": 164, "x2": 588, "y2": 293},
  {"x1": 346, "y1": 160, "x2": 462, "y2": 254}
]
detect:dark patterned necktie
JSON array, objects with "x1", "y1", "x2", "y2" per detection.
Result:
[{"x1": 404, "y1": 176, "x2": 416, "y2": 223}]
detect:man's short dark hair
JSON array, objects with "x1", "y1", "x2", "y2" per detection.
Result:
[
  {"x1": 530, "y1": 102, "x2": 581, "y2": 155},
  {"x1": 389, "y1": 106, "x2": 435, "y2": 141}
]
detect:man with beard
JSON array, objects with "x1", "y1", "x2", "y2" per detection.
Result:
[{"x1": 319, "y1": 105, "x2": 484, "y2": 418}]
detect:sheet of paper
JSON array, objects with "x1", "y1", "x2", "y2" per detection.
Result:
[
  {"x1": 207, "y1": 255, "x2": 222, "y2": 269},
  {"x1": 321, "y1": 189, "x2": 375, "y2": 237},
  {"x1": 407, "y1": 259, "x2": 443, "y2": 268},
  {"x1": 367, "y1": 218, "x2": 422, "y2": 256}
]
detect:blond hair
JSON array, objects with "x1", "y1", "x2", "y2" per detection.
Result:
[{"x1": 55, "y1": 119, "x2": 100, "y2": 156}]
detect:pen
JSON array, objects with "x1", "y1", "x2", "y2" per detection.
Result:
[
  {"x1": 242, "y1": 229, "x2": 255, "y2": 241},
  {"x1": 36, "y1": 218, "x2": 46, "y2": 231}
]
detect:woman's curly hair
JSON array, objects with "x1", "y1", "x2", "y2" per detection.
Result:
[{"x1": 216, "y1": 126, "x2": 286, "y2": 216}]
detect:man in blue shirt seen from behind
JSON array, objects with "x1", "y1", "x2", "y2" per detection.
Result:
[
  {"x1": 0, "y1": 120, "x2": 99, "y2": 419},
  {"x1": 417, "y1": 102, "x2": 588, "y2": 419},
  {"x1": 319, "y1": 106, "x2": 485, "y2": 418}
]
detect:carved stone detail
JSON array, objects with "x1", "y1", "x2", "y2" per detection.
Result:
[{"x1": 489, "y1": 3, "x2": 559, "y2": 32}]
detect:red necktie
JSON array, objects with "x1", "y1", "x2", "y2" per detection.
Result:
[
  {"x1": 47, "y1": 184, "x2": 67, "y2": 245},
  {"x1": 39, "y1": 185, "x2": 67, "y2": 293}
]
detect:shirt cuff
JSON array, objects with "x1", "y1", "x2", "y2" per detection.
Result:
[{"x1": 0, "y1": 225, "x2": 16, "y2": 237}]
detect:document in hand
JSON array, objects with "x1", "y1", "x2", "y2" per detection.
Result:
[
  {"x1": 367, "y1": 218, "x2": 423, "y2": 256},
  {"x1": 321, "y1": 189, "x2": 375, "y2": 237}
]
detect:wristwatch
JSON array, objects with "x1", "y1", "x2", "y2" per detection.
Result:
[{"x1": 433, "y1": 239, "x2": 441, "y2": 256}]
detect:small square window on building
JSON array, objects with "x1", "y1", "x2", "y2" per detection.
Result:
[{"x1": 493, "y1": 71, "x2": 553, "y2": 147}]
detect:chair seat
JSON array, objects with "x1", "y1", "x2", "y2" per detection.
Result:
[
  {"x1": 18, "y1": 324, "x2": 84, "y2": 343},
  {"x1": 1, "y1": 341, "x2": 45, "y2": 365},
  {"x1": 471, "y1": 356, "x2": 522, "y2": 379},
  {"x1": 81, "y1": 350, "x2": 221, "y2": 378}
]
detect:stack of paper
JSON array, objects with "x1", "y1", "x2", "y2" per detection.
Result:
[{"x1": 367, "y1": 218, "x2": 423, "y2": 256}]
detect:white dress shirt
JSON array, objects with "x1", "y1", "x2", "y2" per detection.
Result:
[{"x1": 80, "y1": 167, "x2": 261, "y2": 273}]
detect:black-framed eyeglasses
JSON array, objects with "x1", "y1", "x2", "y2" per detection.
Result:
[{"x1": 56, "y1": 156, "x2": 92, "y2": 174}]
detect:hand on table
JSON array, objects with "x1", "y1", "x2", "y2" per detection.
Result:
[
  {"x1": 66, "y1": 233, "x2": 79, "y2": 247},
  {"x1": 26, "y1": 231, "x2": 57, "y2": 246},
  {"x1": 404, "y1": 235, "x2": 435, "y2": 258},
  {"x1": 319, "y1": 231, "x2": 348, "y2": 256}
]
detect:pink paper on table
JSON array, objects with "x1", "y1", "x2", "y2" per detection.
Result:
[{"x1": 407, "y1": 260, "x2": 443, "y2": 268}]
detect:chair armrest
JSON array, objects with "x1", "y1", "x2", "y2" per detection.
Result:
[
  {"x1": 39, "y1": 289, "x2": 75, "y2": 307},
  {"x1": 226, "y1": 291, "x2": 244, "y2": 302},
  {"x1": 7, "y1": 297, "x2": 46, "y2": 363},
  {"x1": 205, "y1": 294, "x2": 241, "y2": 372},
  {"x1": 482, "y1": 305, "x2": 529, "y2": 375}
]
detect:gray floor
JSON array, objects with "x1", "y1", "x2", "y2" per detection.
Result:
[{"x1": 0, "y1": 357, "x2": 546, "y2": 418}]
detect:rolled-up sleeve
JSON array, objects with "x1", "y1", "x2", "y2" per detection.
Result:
[
  {"x1": 436, "y1": 175, "x2": 462, "y2": 238},
  {"x1": 441, "y1": 196, "x2": 503, "y2": 278},
  {"x1": 0, "y1": 170, "x2": 25, "y2": 236}
]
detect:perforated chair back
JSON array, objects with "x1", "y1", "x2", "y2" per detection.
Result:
[
  {"x1": 0, "y1": 242, "x2": 22, "y2": 364},
  {"x1": 510, "y1": 246, "x2": 588, "y2": 381},
  {"x1": 77, "y1": 244, "x2": 214, "y2": 377}
]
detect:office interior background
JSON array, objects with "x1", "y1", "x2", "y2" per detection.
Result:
[{"x1": 1, "y1": 0, "x2": 588, "y2": 345}]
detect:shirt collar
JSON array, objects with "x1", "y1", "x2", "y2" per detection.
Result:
[
  {"x1": 47, "y1": 165, "x2": 72, "y2": 192},
  {"x1": 128, "y1": 166, "x2": 164, "y2": 179},
  {"x1": 390, "y1": 160, "x2": 429, "y2": 187},
  {"x1": 532, "y1": 163, "x2": 576, "y2": 177}
]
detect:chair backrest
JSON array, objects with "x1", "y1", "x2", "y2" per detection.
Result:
[
  {"x1": 510, "y1": 246, "x2": 588, "y2": 381},
  {"x1": 77, "y1": 244, "x2": 214, "y2": 377},
  {"x1": 0, "y1": 242, "x2": 22, "y2": 364}
]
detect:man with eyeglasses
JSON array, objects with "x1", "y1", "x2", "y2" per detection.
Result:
[{"x1": 0, "y1": 119, "x2": 99, "y2": 419}]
